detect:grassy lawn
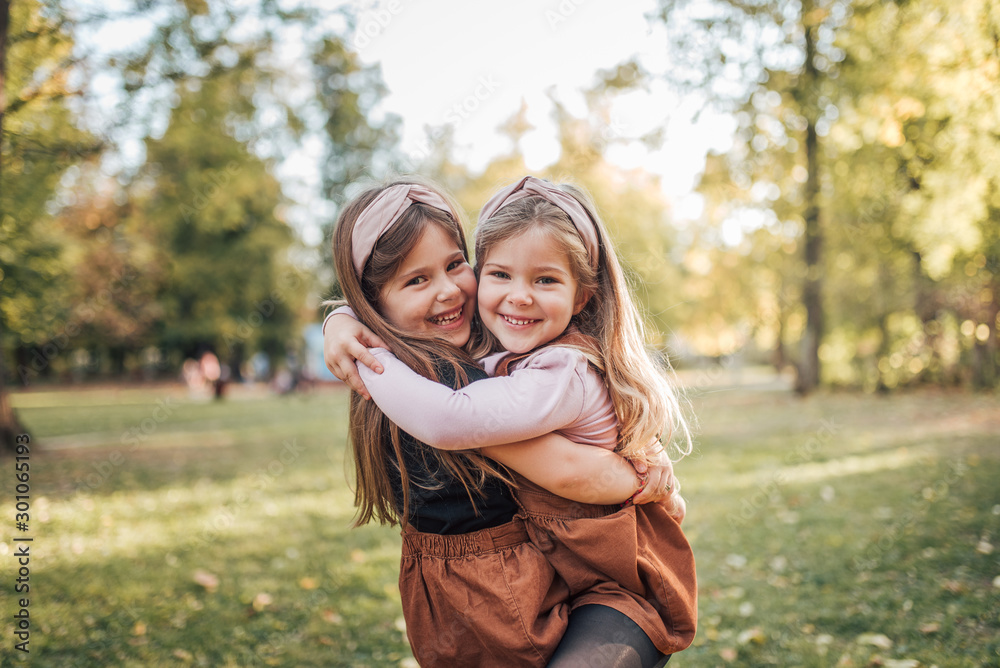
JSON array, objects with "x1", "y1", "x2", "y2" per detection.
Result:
[{"x1": 1, "y1": 375, "x2": 997, "y2": 667}]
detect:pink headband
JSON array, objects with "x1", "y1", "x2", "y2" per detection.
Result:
[
  {"x1": 351, "y1": 184, "x2": 457, "y2": 277},
  {"x1": 478, "y1": 176, "x2": 600, "y2": 269}
]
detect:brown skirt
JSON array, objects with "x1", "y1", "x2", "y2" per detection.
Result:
[
  {"x1": 514, "y1": 476, "x2": 698, "y2": 655},
  {"x1": 398, "y1": 517, "x2": 571, "y2": 667}
]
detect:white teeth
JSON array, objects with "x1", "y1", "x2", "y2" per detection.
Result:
[
  {"x1": 503, "y1": 315, "x2": 536, "y2": 326},
  {"x1": 430, "y1": 311, "x2": 460, "y2": 325}
]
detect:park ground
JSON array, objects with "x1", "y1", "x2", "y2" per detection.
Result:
[{"x1": 1, "y1": 370, "x2": 998, "y2": 667}]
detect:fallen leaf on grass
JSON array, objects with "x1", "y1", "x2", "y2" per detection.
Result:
[
  {"x1": 882, "y1": 660, "x2": 920, "y2": 668},
  {"x1": 725, "y1": 554, "x2": 747, "y2": 569},
  {"x1": 350, "y1": 549, "x2": 367, "y2": 563},
  {"x1": 172, "y1": 648, "x2": 194, "y2": 662},
  {"x1": 856, "y1": 632, "x2": 893, "y2": 649},
  {"x1": 942, "y1": 580, "x2": 965, "y2": 594},
  {"x1": 976, "y1": 540, "x2": 993, "y2": 555},
  {"x1": 321, "y1": 609, "x2": 342, "y2": 624},
  {"x1": 719, "y1": 647, "x2": 737, "y2": 662},
  {"x1": 993, "y1": 575, "x2": 1000, "y2": 589},
  {"x1": 299, "y1": 577, "x2": 318, "y2": 590},
  {"x1": 918, "y1": 622, "x2": 940, "y2": 634},
  {"x1": 252, "y1": 593, "x2": 273, "y2": 612},
  {"x1": 395, "y1": 617, "x2": 407, "y2": 633},
  {"x1": 132, "y1": 621, "x2": 147, "y2": 636},
  {"x1": 737, "y1": 627, "x2": 766, "y2": 645},
  {"x1": 192, "y1": 569, "x2": 219, "y2": 593}
]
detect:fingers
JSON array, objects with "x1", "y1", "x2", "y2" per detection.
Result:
[
  {"x1": 632, "y1": 465, "x2": 678, "y2": 505},
  {"x1": 360, "y1": 330, "x2": 390, "y2": 351},
  {"x1": 350, "y1": 342, "x2": 384, "y2": 374},
  {"x1": 342, "y1": 366, "x2": 371, "y2": 401},
  {"x1": 632, "y1": 468, "x2": 665, "y2": 504},
  {"x1": 324, "y1": 348, "x2": 373, "y2": 400}
]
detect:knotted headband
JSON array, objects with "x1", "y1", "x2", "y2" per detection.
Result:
[
  {"x1": 477, "y1": 176, "x2": 600, "y2": 269},
  {"x1": 351, "y1": 184, "x2": 457, "y2": 277}
]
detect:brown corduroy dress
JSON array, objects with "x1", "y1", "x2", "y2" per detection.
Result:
[
  {"x1": 514, "y1": 475, "x2": 698, "y2": 656},
  {"x1": 398, "y1": 517, "x2": 571, "y2": 667}
]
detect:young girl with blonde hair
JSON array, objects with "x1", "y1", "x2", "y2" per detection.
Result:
[
  {"x1": 327, "y1": 176, "x2": 676, "y2": 667},
  {"x1": 327, "y1": 176, "x2": 697, "y2": 666}
]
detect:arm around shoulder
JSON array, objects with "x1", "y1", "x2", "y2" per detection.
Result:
[{"x1": 358, "y1": 346, "x2": 590, "y2": 450}]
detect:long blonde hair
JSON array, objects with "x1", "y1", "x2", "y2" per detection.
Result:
[
  {"x1": 472, "y1": 181, "x2": 692, "y2": 463},
  {"x1": 328, "y1": 177, "x2": 508, "y2": 527}
]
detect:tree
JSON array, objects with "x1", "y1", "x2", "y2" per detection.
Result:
[
  {"x1": 823, "y1": 0, "x2": 1000, "y2": 389},
  {"x1": 312, "y1": 36, "x2": 399, "y2": 299},
  {"x1": 651, "y1": 0, "x2": 849, "y2": 393},
  {"x1": 1, "y1": 0, "x2": 100, "y2": 450},
  {"x1": 136, "y1": 68, "x2": 302, "y2": 374}
]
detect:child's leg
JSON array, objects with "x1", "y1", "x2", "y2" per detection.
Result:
[{"x1": 546, "y1": 604, "x2": 667, "y2": 668}]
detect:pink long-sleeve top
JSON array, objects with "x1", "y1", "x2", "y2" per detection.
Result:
[{"x1": 356, "y1": 345, "x2": 619, "y2": 452}]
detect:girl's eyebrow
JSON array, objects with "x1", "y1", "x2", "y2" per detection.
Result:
[
  {"x1": 483, "y1": 261, "x2": 571, "y2": 277},
  {"x1": 398, "y1": 251, "x2": 465, "y2": 282}
]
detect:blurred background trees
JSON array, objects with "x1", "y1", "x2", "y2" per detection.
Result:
[{"x1": 1, "y1": 0, "x2": 997, "y2": 447}]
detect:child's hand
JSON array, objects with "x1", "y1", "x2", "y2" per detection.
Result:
[
  {"x1": 323, "y1": 314, "x2": 387, "y2": 400},
  {"x1": 630, "y1": 448, "x2": 683, "y2": 521}
]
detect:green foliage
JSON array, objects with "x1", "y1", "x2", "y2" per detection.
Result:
[
  {"x1": 650, "y1": 0, "x2": 1000, "y2": 389},
  {"x1": 0, "y1": 0, "x2": 99, "y2": 353},
  {"x1": 312, "y1": 36, "x2": 400, "y2": 298},
  {"x1": 137, "y1": 69, "x2": 302, "y2": 363}
]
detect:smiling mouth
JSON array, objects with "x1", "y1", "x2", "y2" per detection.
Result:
[
  {"x1": 500, "y1": 314, "x2": 540, "y2": 327},
  {"x1": 429, "y1": 307, "x2": 464, "y2": 326}
]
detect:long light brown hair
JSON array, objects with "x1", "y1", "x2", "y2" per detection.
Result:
[
  {"x1": 328, "y1": 177, "x2": 508, "y2": 527},
  {"x1": 471, "y1": 181, "x2": 693, "y2": 464}
]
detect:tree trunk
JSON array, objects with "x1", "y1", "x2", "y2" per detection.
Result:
[
  {"x1": 0, "y1": 0, "x2": 27, "y2": 455},
  {"x1": 795, "y1": 6, "x2": 824, "y2": 395},
  {"x1": 971, "y1": 293, "x2": 999, "y2": 390}
]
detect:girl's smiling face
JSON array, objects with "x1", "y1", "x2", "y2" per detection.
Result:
[
  {"x1": 378, "y1": 223, "x2": 478, "y2": 347},
  {"x1": 477, "y1": 228, "x2": 589, "y2": 354}
]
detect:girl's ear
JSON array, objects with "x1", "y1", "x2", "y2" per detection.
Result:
[{"x1": 573, "y1": 288, "x2": 593, "y2": 315}]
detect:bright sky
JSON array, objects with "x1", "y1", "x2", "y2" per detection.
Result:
[
  {"x1": 347, "y1": 0, "x2": 733, "y2": 207},
  {"x1": 71, "y1": 0, "x2": 736, "y2": 245}
]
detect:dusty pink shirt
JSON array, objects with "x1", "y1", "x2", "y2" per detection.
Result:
[{"x1": 357, "y1": 346, "x2": 619, "y2": 451}]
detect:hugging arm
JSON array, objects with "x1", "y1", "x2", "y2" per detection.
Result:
[
  {"x1": 357, "y1": 347, "x2": 588, "y2": 449},
  {"x1": 322, "y1": 308, "x2": 386, "y2": 400},
  {"x1": 483, "y1": 432, "x2": 644, "y2": 505}
]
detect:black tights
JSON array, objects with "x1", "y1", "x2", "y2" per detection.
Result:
[{"x1": 547, "y1": 604, "x2": 669, "y2": 668}]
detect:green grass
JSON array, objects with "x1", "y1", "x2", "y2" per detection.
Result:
[{"x1": 1, "y1": 378, "x2": 998, "y2": 667}]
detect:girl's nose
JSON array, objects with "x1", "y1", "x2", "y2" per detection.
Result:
[
  {"x1": 506, "y1": 285, "x2": 532, "y2": 306},
  {"x1": 437, "y1": 277, "x2": 462, "y2": 302}
]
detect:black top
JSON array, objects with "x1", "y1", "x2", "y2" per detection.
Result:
[{"x1": 389, "y1": 359, "x2": 518, "y2": 534}]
